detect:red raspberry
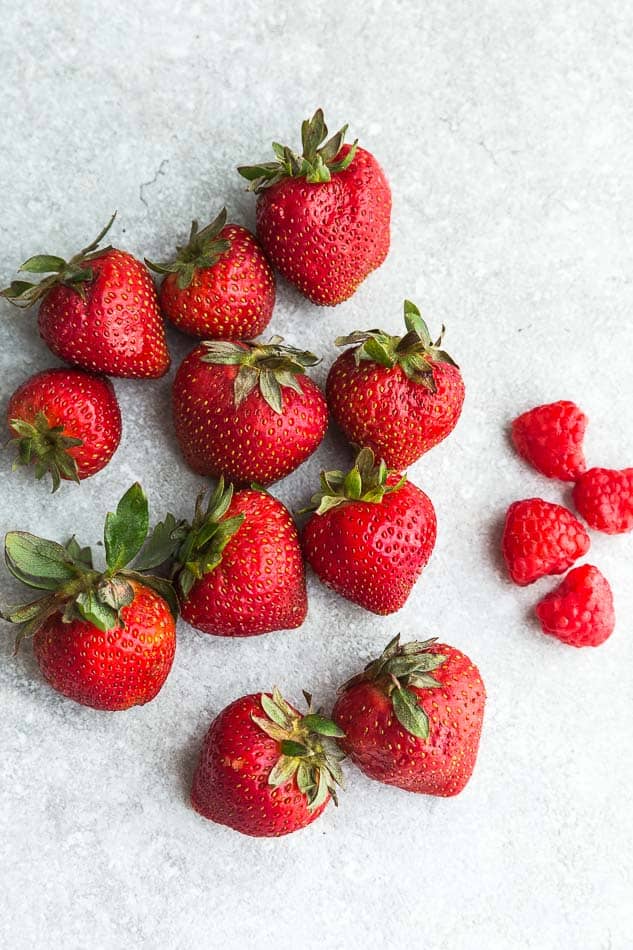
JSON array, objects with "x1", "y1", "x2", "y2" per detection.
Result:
[
  {"x1": 502, "y1": 498, "x2": 590, "y2": 586},
  {"x1": 511, "y1": 400, "x2": 587, "y2": 481},
  {"x1": 535, "y1": 565, "x2": 615, "y2": 647},
  {"x1": 573, "y1": 467, "x2": 633, "y2": 534}
]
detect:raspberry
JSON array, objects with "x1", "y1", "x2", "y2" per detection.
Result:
[
  {"x1": 573, "y1": 467, "x2": 633, "y2": 534},
  {"x1": 511, "y1": 400, "x2": 587, "y2": 481},
  {"x1": 535, "y1": 565, "x2": 615, "y2": 647},
  {"x1": 502, "y1": 498, "x2": 590, "y2": 586}
]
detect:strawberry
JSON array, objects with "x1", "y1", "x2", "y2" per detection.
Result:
[
  {"x1": 145, "y1": 208, "x2": 275, "y2": 340},
  {"x1": 7, "y1": 368, "x2": 122, "y2": 491},
  {"x1": 327, "y1": 300, "x2": 464, "y2": 468},
  {"x1": 1, "y1": 215, "x2": 170, "y2": 378},
  {"x1": 573, "y1": 467, "x2": 633, "y2": 534},
  {"x1": 172, "y1": 337, "x2": 328, "y2": 486},
  {"x1": 511, "y1": 400, "x2": 587, "y2": 481},
  {"x1": 1, "y1": 484, "x2": 178, "y2": 710},
  {"x1": 145, "y1": 480, "x2": 307, "y2": 636},
  {"x1": 502, "y1": 498, "x2": 590, "y2": 586},
  {"x1": 237, "y1": 109, "x2": 391, "y2": 305},
  {"x1": 535, "y1": 564, "x2": 615, "y2": 648},
  {"x1": 191, "y1": 689, "x2": 345, "y2": 837},
  {"x1": 301, "y1": 448, "x2": 437, "y2": 614},
  {"x1": 332, "y1": 635, "x2": 486, "y2": 796}
]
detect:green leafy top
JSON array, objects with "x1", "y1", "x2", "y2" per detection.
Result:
[
  {"x1": 145, "y1": 208, "x2": 232, "y2": 290},
  {"x1": 237, "y1": 108, "x2": 358, "y2": 193},
  {"x1": 136, "y1": 479, "x2": 245, "y2": 601},
  {"x1": 335, "y1": 300, "x2": 459, "y2": 393},
  {"x1": 9, "y1": 412, "x2": 84, "y2": 493},
  {"x1": 252, "y1": 688, "x2": 346, "y2": 812},
  {"x1": 1, "y1": 214, "x2": 117, "y2": 309},
  {"x1": 302, "y1": 447, "x2": 406, "y2": 515},
  {"x1": 200, "y1": 336, "x2": 320, "y2": 414},
  {"x1": 341, "y1": 634, "x2": 448, "y2": 740},
  {"x1": 0, "y1": 483, "x2": 178, "y2": 650}
]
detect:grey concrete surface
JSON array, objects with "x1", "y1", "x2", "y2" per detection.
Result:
[{"x1": 1, "y1": 1, "x2": 632, "y2": 947}]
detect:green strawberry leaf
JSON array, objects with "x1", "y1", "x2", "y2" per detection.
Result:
[
  {"x1": 5, "y1": 532, "x2": 78, "y2": 590},
  {"x1": 296, "y1": 761, "x2": 314, "y2": 796},
  {"x1": 302, "y1": 714, "x2": 346, "y2": 738},
  {"x1": 307, "y1": 766, "x2": 330, "y2": 812},
  {"x1": 75, "y1": 590, "x2": 120, "y2": 632},
  {"x1": 104, "y1": 483, "x2": 149, "y2": 573},
  {"x1": 133, "y1": 514, "x2": 187, "y2": 571},
  {"x1": 392, "y1": 686, "x2": 430, "y2": 740},
  {"x1": 0, "y1": 595, "x2": 52, "y2": 624},
  {"x1": 361, "y1": 337, "x2": 395, "y2": 368},
  {"x1": 259, "y1": 370, "x2": 283, "y2": 413},
  {"x1": 19, "y1": 255, "x2": 67, "y2": 274},
  {"x1": 268, "y1": 755, "x2": 300, "y2": 787},
  {"x1": 280, "y1": 740, "x2": 309, "y2": 757},
  {"x1": 65, "y1": 537, "x2": 94, "y2": 569},
  {"x1": 261, "y1": 692, "x2": 291, "y2": 727}
]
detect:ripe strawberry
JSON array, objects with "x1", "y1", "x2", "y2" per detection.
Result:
[
  {"x1": 535, "y1": 564, "x2": 615, "y2": 648},
  {"x1": 172, "y1": 337, "x2": 328, "y2": 486},
  {"x1": 1, "y1": 484, "x2": 178, "y2": 710},
  {"x1": 502, "y1": 498, "x2": 590, "y2": 586},
  {"x1": 238, "y1": 109, "x2": 391, "y2": 305},
  {"x1": 511, "y1": 400, "x2": 587, "y2": 481},
  {"x1": 145, "y1": 208, "x2": 275, "y2": 340},
  {"x1": 327, "y1": 300, "x2": 464, "y2": 468},
  {"x1": 1, "y1": 215, "x2": 170, "y2": 378},
  {"x1": 573, "y1": 467, "x2": 633, "y2": 534},
  {"x1": 191, "y1": 689, "x2": 345, "y2": 837},
  {"x1": 146, "y1": 480, "x2": 307, "y2": 636},
  {"x1": 301, "y1": 448, "x2": 437, "y2": 614},
  {"x1": 332, "y1": 635, "x2": 485, "y2": 796},
  {"x1": 7, "y1": 368, "x2": 122, "y2": 491}
]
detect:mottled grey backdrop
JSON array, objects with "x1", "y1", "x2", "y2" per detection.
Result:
[{"x1": 1, "y1": 1, "x2": 632, "y2": 948}]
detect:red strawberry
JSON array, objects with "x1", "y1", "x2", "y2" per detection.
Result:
[
  {"x1": 502, "y1": 498, "x2": 590, "y2": 586},
  {"x1": 149, "y1": 480, "x2": 307, "y2": 636},
  {"x1": 535, "y1": 564, "x2": 615, "y2": 648},
  {"x1": 7, "y1": 368, "x2": 122, "y2": 491},
  {"x1": 172, "y1": 337, "x2": 328, "y2": 486},
  {"x1": 332, "y1": 635, "x2": 486, "y2": 796},
  {"x1": 301, "y1": 448, "x2": 437, "y2": 614},
  {"x1": 327, "y1": 300, "x2": 464, "y2": 468},
  {"x1": 33, "y1": 581, "x2": 176, "y2": 711},
  {"x1": 191, "y1": 689, "x2": 345, "y2": 837},
  {"x1": 511, "y1": 400, "x2": 587, "y2": 481},
  {"x1": 573, "y1": 467, "x2": 633, "y2": 534},
  {"x1": 238, "y1": 109, "x2": 391, "y2": 305},
  {"x1": 1, "y1": 215, "x2": 170, "y2": 378},
  {"x1": 1, "y1": 484, "x2": 178, "y2": 710},
  {"x1": 145, "y1": 208, "x2": 275, "y2": 340}
]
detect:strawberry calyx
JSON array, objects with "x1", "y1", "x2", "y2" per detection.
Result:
[
  {"x1": 302, "y1": 447, "x2": 406, "y2": 515},
  {"x1": 1, "y1": 213, "x2": 117, "y2": 309},
  {"x1": 200, "y1": 336, "x2": 320, "y2": 414},
  {"x1": 340, "y1": 634, "x2": 447, "y2": 740},
  {"x1": 140, "y1": 479, "x2": 245, "y2": 601},
  {"x1": 335, "y1": 299, "x2": 458, "y2": 393},
  {"x1": 0, "y1": 483, "x2": 178, "y2": 651},
  {"x1": 145, "y1": 208, "x2": 232, "y2": 290},
  {"x1": 237, "y1": 108, "x2": 359, "y2": 193},
  {"x1": 9, "y1": 411, "x2": 83, "y2": 492},
  {"x1": 252, "y1": 687, "x2": 346, "y2": 811}
]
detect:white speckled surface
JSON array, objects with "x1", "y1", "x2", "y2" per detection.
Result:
[{"x1": 1, "y1": 2, "x2": 633, "y2": 947}]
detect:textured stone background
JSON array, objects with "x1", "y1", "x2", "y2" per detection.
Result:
[{"x1": 1, "y1": 1, "x2": 632, "y2": 947}]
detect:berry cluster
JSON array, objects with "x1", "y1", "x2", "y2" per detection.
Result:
[
  {"x1": 1, "y1": 110, "x2": 484, "y2": 838},
  {"x1": 503, "y1": 400, "x2": 630, "y2": 647}
]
